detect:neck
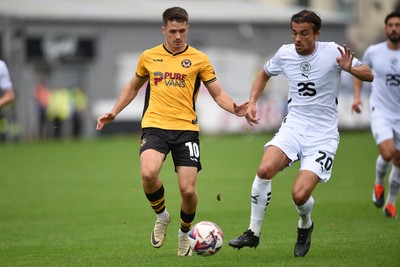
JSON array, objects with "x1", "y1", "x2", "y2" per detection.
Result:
[
  {"x1": 164, "y1": 43, "x2": 187, "y2": 54},
  {"x1": 387, "y1": 41, "x2": 400, "y2": 50}
]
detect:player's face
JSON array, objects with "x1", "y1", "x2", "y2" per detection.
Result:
[
  {"x1": 385, "y1": 16, "x2": 400, "y2": 44},
  {"x1": 162, "y1": 20, "x2": 189, "y2": 53},
  {"x1": 291, "y1": 22, "x2": 319, "y2": 55}
]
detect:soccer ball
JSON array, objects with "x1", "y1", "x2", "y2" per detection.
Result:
[{"x1": 188, "y1": 221, "x2": 224, "y2": 256}]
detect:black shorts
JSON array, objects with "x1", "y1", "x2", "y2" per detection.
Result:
[{"x1": 140, "y1": 127, "x2": 202, "y2": 171}]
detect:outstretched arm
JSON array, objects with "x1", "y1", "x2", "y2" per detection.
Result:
[
  {"x1": 205, "y1": 80, "x2": 248, "y2": 117},
  {"x1": 337, "y1": 45, "x2": 374, "y2": 82},
  {"x1": 245, "y1": 69, "x2": 271, "y2": 126},
  {"x1": 96, "y1": 75, "x2": 147, "y2": 131},
  {"x1": 0, "y1": 89, "x2": 15, "y2": 107}
]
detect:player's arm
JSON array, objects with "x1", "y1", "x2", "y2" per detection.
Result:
[
  {"x1": 337, "y1": 45, "x2": 374, "y2": 82},
  {"x1": 96, "y1": 75, "x2": 147, "y2": 131},
  {"x1": 348, "y1": 64, "x2": 373, "y2": 82},
  {"x1": 0, "y1": 89, "x2": 15, "y2": 107},
  {"x1": 246, "y1": 69, "x2": 271, "y2": 126},
  {"x1": 204, "y1": 80, "x2": 247, "y2": 117},
  {"x1": 352, "y1": 78, "x2": 363, "y2": 113}
]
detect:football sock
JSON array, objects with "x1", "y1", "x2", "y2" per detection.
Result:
[
  {"x1": 249, "y1": 175, "x2": 271, "y2": 237},
  {"x1": 375, "y1": 155, "x2": 390, "y2": 185},
  {"x1": 157, "y1": 210, "x2": 170, "y2": 222},
  {"x1": 180, "y1": 209, "x2": 195, "y2": 233},
  {"x1": 295, "y1": 196, "x2": 314, "y2": 229},
  {"x1": 386, "y1": 165, "x2": 400, "y2": 205},
  {"x1": 145, "y1": 185, "x2": 170, "y2": 221}
]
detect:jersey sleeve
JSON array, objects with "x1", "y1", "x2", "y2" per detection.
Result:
[
  {"x1": 264, "y1": 47, "x2": 284, "y2": 76},
  {"x1": 135, "y1": 51, "x2": 149, "y2": 79},
  {"x1": 200, "y1": 54, "x2": 217, "y2": 85}
]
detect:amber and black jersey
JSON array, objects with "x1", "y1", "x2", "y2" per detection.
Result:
[{"x1": 135, "y1": 44, "x2": 217, "y2": 131}]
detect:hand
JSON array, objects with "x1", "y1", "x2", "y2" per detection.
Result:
[
  {"x1": 96, "y1": 112, "x2": 116, "y2": 131},
  {"x1": 351, "y1": 98, "x2": 363, "y2": 114},
  {"x1": 245, "y1": 102, "x2": 260, "y2": 126},
  {"x1": 233, "y1": 101, "x2": 249, "y2": 117},
  {"x1": 337, "y1": 45, "x2": 355, "y2": 73}
]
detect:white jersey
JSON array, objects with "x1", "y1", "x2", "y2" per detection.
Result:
[
  {"x1": 264, "y1": 41, "x2": 361, "y2": 136},
  {"x1": 0, "y1": 60, "x2": 13, "y2": 91},
  {"x1": 362, "y1": 41, "x2": 400, "y2": 119}
]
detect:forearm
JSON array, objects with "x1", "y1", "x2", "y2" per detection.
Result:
[
  {"x1": 205, "y1": 80, "x2": 237, "y2": 114},
  {"x1": 213, "y1": 91, "x2": 235, "y2": 114},
  {"x1": 0, "y1": 90, "x2": 15, "y2": 107},
  {"x1": 249, "y1": 69, "x2": 270, "y2": 104},
  {"x1": 110, "y1": 80, "x2": 140, "y2": 116},
  {"x1": 249, "y1": 84, "x2": 265, "y2": 105},
  {"x1": 353, "y1": 78, "x2": 363, "y2": 100},
  {"x1": 349, "y1": 64, "x2": 374, "y2": 82}
]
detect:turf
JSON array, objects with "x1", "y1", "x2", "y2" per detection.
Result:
[{"x1": 0, "y1": 132, "x2": 399, "y2": 266}]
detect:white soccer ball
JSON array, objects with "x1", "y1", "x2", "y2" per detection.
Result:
[{"x1": 188, "y1": 221, "x2": 224, "y2": 256}]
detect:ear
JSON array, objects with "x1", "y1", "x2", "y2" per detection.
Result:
[
  {"x1": 161, "y1": 26, "x2": 165, "y2": 35},
  {"x1": 314, "y1": 30, "x2": 320, "y2": 39}
]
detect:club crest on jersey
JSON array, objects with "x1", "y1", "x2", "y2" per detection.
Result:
[
  {"x1": 391, "y1": 57, "x2": 398, "y2": 66},
  {"x1": 181, "y1": 59, "x2": 192, "y2": 68},
  {"x1": 300, "y1": 62, "x2": 311, "y2": 74},
  {"x1": 390, "y1": 57, "x2": 398, "y2": 71}
]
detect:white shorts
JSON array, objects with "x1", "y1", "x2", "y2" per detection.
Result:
[
  {"x1": 265, "y1": 124, "x2": 339, "y2": 182},
  {"x1": 370, "y1": 111, "x2": 400, "y2": 150}
]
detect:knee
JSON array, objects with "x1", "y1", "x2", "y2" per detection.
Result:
[
  {"x1": 257, "y1": 164, "x2": 275, "y2": 180},
  {"x1": 292, "y1": 190, "x2": 309, "y2": 206},
  {"x1": 381, "y1": 152, "x2": 393, "y2": 162},
  {"x1": 141, "y1": 168, "x2": 158, "y2": 186},
  {"x1": 180, "y1": 186, "x2": 197, "y2": 201},
  {"x1": 381, "y1": 148, "x2": 395, "y2": 162}
]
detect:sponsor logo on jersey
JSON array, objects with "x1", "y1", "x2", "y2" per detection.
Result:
[
  {"x1": 153, "y1": 71, "x2": 187, "y2": 87},
  {"x1": 154, "y1": 72, "x2": 164, "y2": 85}
]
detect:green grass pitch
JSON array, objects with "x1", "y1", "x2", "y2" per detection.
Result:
[{"x1": 0, "y1": 132, "x2": 399, "y2": 266}]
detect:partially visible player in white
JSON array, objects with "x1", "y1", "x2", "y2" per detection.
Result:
[
  {"x1": 352, "y1": 11, "x2": 400, "y2": 218},
  {"x1": 229, "y1": 9, "x2": 373, "y2": 257},
  {"x1": 0, "y1": 60, "x2": 15, "y2": 108}
]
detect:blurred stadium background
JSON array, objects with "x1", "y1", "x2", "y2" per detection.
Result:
[{"x1": 0, "y1": 0, "x2": 398, "y2": 141}]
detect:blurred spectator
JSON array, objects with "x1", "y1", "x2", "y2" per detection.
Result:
[
  {"x1": 46, "y1": 85, "x2": 71, "y2": 139},
  {"x1": 70, "y1": 86, "x2": 87, "y2": 138},
  {"x1": 34, "y1": 80, "x2": 51, "y2": 139}
]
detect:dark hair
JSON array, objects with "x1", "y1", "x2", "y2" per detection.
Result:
[
  {"x1": 291, "y1": 9, "x2": 322, "y2": 32},
  {"x1": 385, "y1": 11, "x2": 400, "y2": 25},
  {"x1": 162, "y1": 7, "x2": 189, "y2": 25}
]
